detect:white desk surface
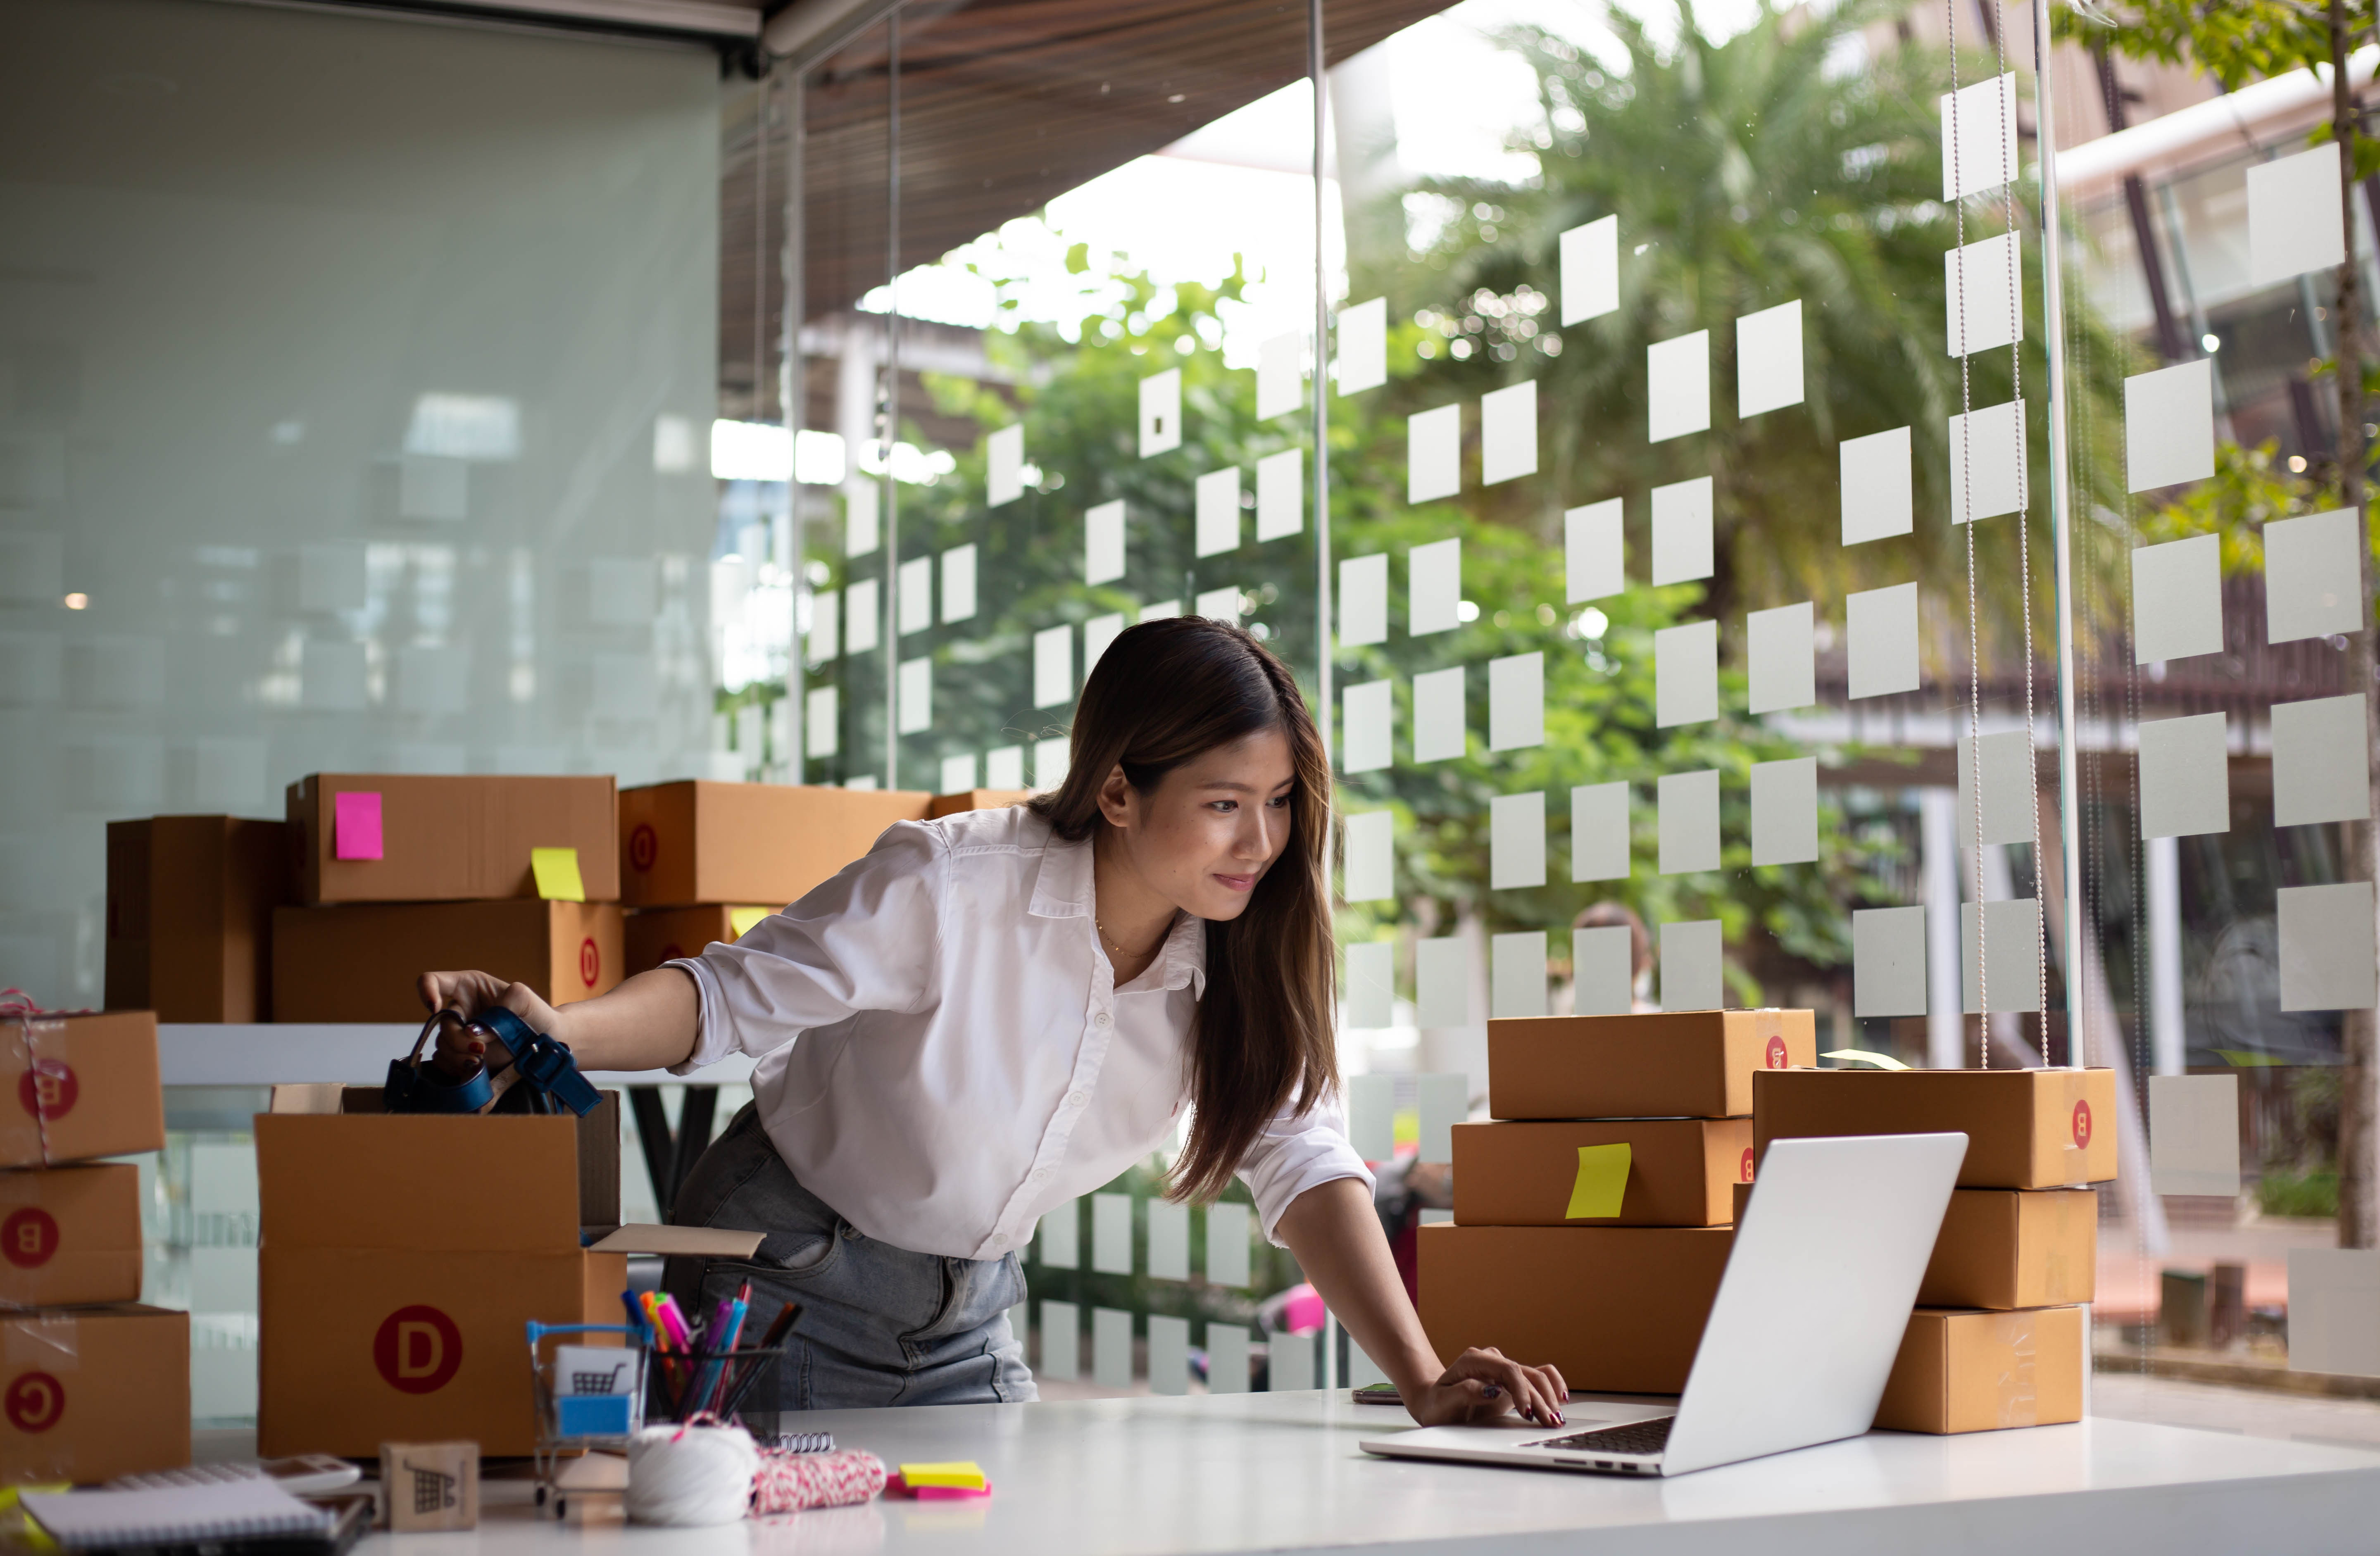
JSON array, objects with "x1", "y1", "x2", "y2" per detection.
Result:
[
  {"x1": 343, "y1": 1390, "x2": 2380, "y2": 1556},
  {"x1": 157, "y1": 1024, "x2": 754, "y2": 1088}
]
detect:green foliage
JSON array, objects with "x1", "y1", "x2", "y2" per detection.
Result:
[
  {"x1": 2135, "y1": 438, "x2": 2348, "y2": 572},
  {"x1": 2259, "y1": 1166, "x2": 2340, "y2": 1220}
]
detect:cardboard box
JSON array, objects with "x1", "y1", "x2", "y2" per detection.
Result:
[
  {"x1": 0, "y1": 1305, "x2": 189, "y2": 1484},
  {"x1": 624, "y1": 905, "x2": 770, "y2": 978},
  {"x1": 1753, "y1": 1068, "x2": 2119, "y2": 1188},
  {"x1": 928, "y1": 790, "x2": 1030, "y2": 819},
  {"x1": 1451, "y1": 1119, "x2": 1753, "y2": 1227},
  {"x1": 1917, "y1": 1190, "x2": 2097, "y2": 1310},
  {"x1": 105, "y1": 817, "x2": 288, "y2": 1022},
  {"x1": 0, "y1": 1165, "x2": 142, "y2": 1307},
  {"x1": 0, "y1": 1012, "x2": 165, "y2": 1168},
  {"x1": 1873, "y1": 1306, "x2": 2085, "y2": 1434},
  {"x1": 272, "y1": 900, "x2": 624, "y2": 1023},
  {"x1": 287, "y1": 774, "x2": 619, "y2": 905},
  {"x1": 1487, "y1": 1010, "x2": 1817, "y2": 1121},
  {"x1": 1416, "y1": 1223, "x2": 1733, "y2": 1394},
  {"x1": 619, "y1": 781, "x2": 931, "y2": 908}
]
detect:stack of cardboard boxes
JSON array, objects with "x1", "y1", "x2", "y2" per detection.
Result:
[
  {"x1": 0, "y1": 1009, "x2": 186, "y2": 1483},
  {"x1": 1752, "y1": 1066, "x2": 2116, "y2": 1433},
  {"x1": 106, "y1": 816, "x2": 287, "y2": 1021},
  {"x1": 1417, "y1": 1010, "x2": 1816, "y2": 1393}
]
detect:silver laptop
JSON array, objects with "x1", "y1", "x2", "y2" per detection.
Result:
[{"x1": 1362, "y1": 1130, "x2": 1966, "y2": 1477}]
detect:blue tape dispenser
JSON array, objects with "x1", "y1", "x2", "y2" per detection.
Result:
[{"x1": 386, "y1": 1007, "x2": 602, "y2": 1118}]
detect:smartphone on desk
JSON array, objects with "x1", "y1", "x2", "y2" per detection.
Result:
[{"x1": 1352, "y1": 1383, "x2": 1402, "y2": 1405}]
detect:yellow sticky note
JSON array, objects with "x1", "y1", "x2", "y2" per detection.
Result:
[
  {"x1": 728, "y1": 905, "x2": 772, "y2": 938},
  {"x1": 531, "y1": 847, "x2": 585, "y2": 902},
  {"x1": 1821, "y1": 1049, "x2": 1909, "y2": 1071},
  {"x1": 1565, "y1": 1143, "x2": 1631, "y2": 1220},
  {"x1": 899, "y1": 1461, "x2": 986, "y2": 1489}
]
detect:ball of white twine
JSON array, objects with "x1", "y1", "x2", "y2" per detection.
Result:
[{"x1": 626, "y1": 1422, "x2": 760, "y2": 1526}]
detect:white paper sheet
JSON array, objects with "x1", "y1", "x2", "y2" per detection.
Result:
[
  {"x1": 1488, "y1": 652, "x2": 1544, "y2": 752},
  {"x1": 1410, "y1": 536, "x2": 1461, "y2": 637},
  {"x1": 1481, "y1": 381, "x2": 1538, "y2": 484},
  {"x1": 1948, "y1": 400, "x2": 2026, "y2": 523},
  {"x1": 1941, "y1": 73, "x2": 2020, "y2": 200},
  {"x1": 1561, "y1": 215, "x2": 1619, "y2": 325},
  {"x1": 2249, "y1": 142, "x2": 2347, "y2": 288},
  {"x1": 1960, "y1": 899, "x2": 2043, "y2": 1014},
  {"x1": 1566, "y1": 499, "x2": 1624, "y2": 602},
  {"x1": 1139, "y1": 368, "x2": 1182, "y2": 457},
  {"x1": 2126, "y1": 360, "x2": 2216, "y2": 492},
  {"x1": 807, "y1": 588, "x2": 839, "y2": 666},
  {"x1": 1417, "y1": 1073, "x2": 1468, "y2": 1163},
  {"x1": 1092, "y1": 1306, "x2": 1133, "y2": 1388},
  {"x1": 940, "y1": 544, "x2": 978, "y2": 624},
  {"x1": 845, "y1": 479, "x2": 879, "y2": 557},
  {"x1": 2132, "y1": 534, "x2": 2223, "y2": 663},
  {"x1": 1490, "y1": 791, "x2": 1547, "y2": 889},
  {"x1": 1342, "y1": 809, "x2": 1395, "y2": 902},
  {"x1": 1946, "y1": 232, "x2": 2022, "y2": 357},
  {"x1": 1205, "y1": 1324, "x2": 1252, "y2": 1392},
  {"x1": 1091, "y1": 1192, "x2": 1133, "y2": 1275},
  {"x1": 1571, "y1": 781, "x2": 1631, "y2": 882},
  {"x1": 1034, "y1": 735, "x2": 1070, "y2": 792},
  {"x1": 988, "y1": 423, "x2": 1024, "y2": 507},
  {"x1": 1736, "y1": 299, "x2": 1804, "y2": 416},
  {"x1": 985, "y1": 745, "x2": 1023, "y2": 790},
  {"x1": 2265, "y1": 507, "x2": 2364, "y2": 643},
  {"x1": 2136, "y1": 713, "x2": 2230, "y2": 839},
  {"x1": 1345, "y1": 940, "x2": 1395, "y2": 1031},
  {"x1": 2288, "y1": 1249, "x2": 2380, "y2": 1378},
  {"x1": 1659, "y1": 769, "x2": 1721, "y2": 875},
  {"x1": 1038, "y1": 1300, "x2": 1078, "y2": 1379},
  {"x1": 1648, "y1": 330, "x2": 1711, "y2": 442},
  {"x1": 1492, "y1": 931, "x2": 1548, "y2": 1020},
  {"x1": 1349, "y1": 1072, "x2": 1394, "y2": 1161},
  {"x1": 1650, "y1": 476, "x2": 1714, "y2": 585},
  {"x1": 1342, "y1": 679, "x2": 1392, "y2": 774},
  {"x1": 1654, "y1": 618, "x2": 1718, "y2": 727},
  {"x1": 2149, "y1": 1073, "x2": 2241, "y2": 1197},
  {"x1": 1413, "y1": 666, "x2": 1466, "y2": 762},
  {"x1": 1408, "y1": 404, "x2": 1461, "y2": 503},
  {"x1": 1038, "y1": 1201, "x2": 1078, "y2": 1269},
  {"x1": 1747, "y1": 601, "x2": 1815, "y2": 714},
  {"x1": 1841, "y1": 426, "x2": 1914, "y2": 545},
  {"x1": 1147, "y1": 1201, "x2": 1190, "y2": 1282},
  {"x1": 1660, "y1": 920, "x2": 1723, "y2": 1009},
  {"x1": 1195, "y1": 466, "x2": 1242, "y2": 557},
  {"x1": 1033, "y1": 623, "x2": 1073, "y2": 707},
  {"x1": 1256, "y1": 447, "x2": 1303, "y2": 540},
  {"x1": 1337, "y1": 297, "x2": 1387, "y2": 395},
  {"x1": 1853, "y1": 906, "x2": 1928, "y2": 1017},
  {"x1": 805, "y1": 686, "x2": 838, "y2": 759},
  {"x1": 1146, "y1": 1313, "x2": 1189, "y2": 1395},
  {"x1": 1194, "y1": 585, "x2": 1243, "y2": 626},
  {"x1": 1206, "y1": 1204, "x2": 1252, "y2": 1289},
  {"x1": 1339, "y1": 553, "x2": 1388, "y2": 646},
  {"x1": 1257, "y1": 331, "x2": 1303, "y2": 420},
  {"x1": 1084, "y1": 611, "x2": 1125, "y2": 672},
  {"x1": 939, "y1": 753, "x2": 977, "y2": 794},
  {"x1": 1846, "y1": 582, "x2": 1919, "y2": 698},
  {"x1": 1135, "y1": 598, "x2": 1174, "y2": 622},
  {"x1": 1959, "y1": 729, "x2": 2037, "y2": 849},
  {"x1": 1573, "y1": 926, "x2": 1634, "y2": 1016},
  {"x1": 2273, "y1": 694, "x2": 2372, "y2": 826},
  {"x1": 1085, "y1": 499, "x2": 1126, "y2": 585},
  {"x1": 896, "y1": 656, "x2": 932, "y2": 734},
  {"x1": 898, "y1": 556, "x2": 933, "y2": 636},
  {"x1": 1750, "y1": 756, "x2": 1818, "y2": 866},
  {"x1": 2279, "y1": 881, "x2": 2379, "y2": 1011},
  {"x1": 1416, "y1": 935, "x2": 1469, "y2": 1028}
]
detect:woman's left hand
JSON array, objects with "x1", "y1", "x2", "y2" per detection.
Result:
[{"x1": 1400, "y1": 1346, "x2": 1569, "y2": 1428}]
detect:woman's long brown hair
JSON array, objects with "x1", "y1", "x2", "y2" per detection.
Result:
[{"x1": 1027, "y1": 618, "x2": 1337, "y2": 1204}]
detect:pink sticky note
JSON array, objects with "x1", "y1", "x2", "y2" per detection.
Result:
[{"x1": 333, "y1": 790, "x2": 384, "y2": 861}]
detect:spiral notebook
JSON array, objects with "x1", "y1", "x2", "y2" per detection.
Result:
[{"x1": 22, "y1": 1481, "x2": 336, "y2": 1549}]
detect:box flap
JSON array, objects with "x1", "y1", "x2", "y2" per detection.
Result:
[
  {"x1": 256, "y1": 1114, "x2": 583, "y2": 1251},
  {"x1": 586, "y1": 1225, "x2": 765, "y2": 1258}
]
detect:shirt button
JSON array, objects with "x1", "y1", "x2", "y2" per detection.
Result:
[
  {"x1": 1094, "y1": 1011, "x2": 1113, "y2": 1028},
  {"x1": 1068, "y1": 1091, "x2": 1088, "y2": 1107},
  {"x1": 1032, "y1": 1168, "x2": 1050, "y2": 1182}
]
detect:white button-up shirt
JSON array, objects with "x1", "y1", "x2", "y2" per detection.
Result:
[{"x1": 668, "y1": 804, "x2": 1371, "y2": 1261}]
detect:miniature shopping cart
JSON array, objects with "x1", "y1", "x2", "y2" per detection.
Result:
[{"x1": 526, "y1": 1322, "x2": 649, "y2": 1518}]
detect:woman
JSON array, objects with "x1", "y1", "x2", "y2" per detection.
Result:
[{"x1": 419, "y1": 619, "x2": 1566, "y2": 1425}]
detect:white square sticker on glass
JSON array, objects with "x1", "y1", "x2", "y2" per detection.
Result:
[
  {"x1": 1337, "y1": 296, "x2": 1388, "y2": 395},
  {"x1": 1195, "y1": 466, "x2": 1242, "y2": 557},
  {"x1": 1416, "y1": 935, "x2": 1469, "y2": 1027},
  {"x1": 1560, "y1": 214, "x2": 1618, "y2": 326},
  {"x1": 1345, "y1": 940, "x2": 1395, "y2": 1030},
  {"x1": 987, "y1": 423, "x2": 1024, "y2": 507},
  {"x1": 2136, "y1": 713, "x2": 2230, "y2": 840},
  {"x1": 1960, "y1": 898, "x2": 2042, "y2": 1014},
  {"x1": 1747, "y1": 601, "x2": 1815, "y2": 714},
  {"x1": 1342, "y1": 679, "x2": 1392, "y2": 774},
  {"x1": 1647, "y1": 329, "x2": 1711, "y2": 442},
  {"x1": 1146, "y1": 1313, "x2": 1189, "y2": 1395},
  {"x1": 1417, "y1": 1073, "x2": 1468, "y2": 1163},
  {"x1": 1566, "y1": 499, "x2": 1624, "y2": 602},
  {"x1": 1491, "y1": 931, "x2": 1548, "y2": 1021},
  {"x1": 1659, "y1": 769, "x2": 1721, "y2": 875},
  {"x1": 1948, "y1": 399, "x2": 2025, "y2": 523},
  {"x1": 1488, "y1": 652, "x2": 1544, "y2": 752},
  {"x1": 1091, "y1": 1192, "x2": 1132, "y2": 1274},
  {"x1": 1846, "y1": 582, "x2": 1919, "y2": 698},
  {"x1": 1032, "y1": 624, "x2": 1073, "y2": 708},
  {"x1": 940, "y1": 543, "x2": 977, "y2": 624},
  {"x1": 1349, "y1": 1073, "x2": 1394, "y2": 1161},
  {"x1": 1206, "y1": 1323, "x2": 1252, "y2": 1392},
  {"x1": 1412, "y1": 665, "x2": 1466, "y2": 762},
  {"x1": 1271, "y1": 1329, "x2": 1316, "y2": 1392},
  {"x1": 1409, "y1": 536, "x2": 1462, "y2": 636},
  {"x1": 804, "y1": 686, "x2": 838, "y2": 759},
  {"x1": 1650, "y1": 476, "x2": 1714, "y2": 585},
  {"x1": 1736, "y1": 299, "x2": 1803, "y2": 416},
  {"x1": 1958, "y1": 729, "x2": 2037, "y2": 849},
  {"x1": 1033, "y1": 735, "x2": 1070, "y2": 792},
  {"x1": 1257, "y1": 330, "x2": 1303, "y2": 420},
  {"x1": 2149, "y1": 1073, "x2": 2240, "y2": 1197},
  {"x1": 2292, "y1": 1249, "x2": 2380, "y2": 1378},
  {"x1": 1660, "y1": 920, "x2": 1723, "y2": 1009},
  {"x1": 897, "y1": 555, "x2": 933, "y2": 636},
  {"x1": 1205, "y1": 1203, "x2": 1252, "y2": 1289},
  {"x1": 985, "y1": 745, "x2": 1024, "y2": 790},
  {"x1": 2132, "y1": 534, "x2": 2223, "y2": 664},
  {"x1": 1941, "y1": 72, "x2": 2019, "y2": 199},
  {"x1": 1852, "y1": 906, "x2": 1928, "y2": 1018},
  {"x1": 1342, "y1": 809, "x2": 1395, "y2": 902},
  {"x1": 806, "y1": 588, "x2": 840, "y2": 666},
  {"x1": 939, "y1": 753, "x2": 976, "y2": 794},
  {"x1": 1654, "y1": 619, "x2": 1718, "y2": 727},
  {"x1": 1571, "y1": 781, "x2": 1630, "y2": 883},
  {"x1": 1139, "y1": 368, "x2": 1182, "y2": 457},
  {"x1": 2265, "y1": 507, "x2": 2363, "y2": 643},
  {"x1": 2125, "y1": 360, "x2": 2215, "y2": 493},
  {"x1": 1749, "y1": 756, "x2": 1817, "y2": 866},
  {"x1": 1573, "y1": 926, "x2": 1634, "y2": 1016},
  {"x1": 845, "y1": 479, "x2": 880, "y2": 557},
  {"x1": 1038, "y1": 1300, "x2": 1078, "y2": 1379},
  {"x1": 1481, "y1": 381, "x2": 1537, "y2": 485},
  {"x1": 1146, "y1": 1201, "x2": 1190, "y2": 1282},
  {"x1": 1037, "y1": 1201, "x2": 1078, "y2": 1269},
  {"x1": 2279, "y1": 881, "x2": 2379, "y2": 1011},
  {"x1": 2273, "y1": 695, "x2": 2371, "y2": 826},
  {"x1": 1490, "y1": 791, "x2": 1547, "y2": 890},
  {"x1": 1256, "y1": 447, "x2": 1302, "y2": 540},
  {"x1": 1408, "y1": 404, "x2": 1461, "y2": 503},
  {"x1": 1194, "y1": 585, "x2": 1243, "y2": 626},
  {"x1": 1084, "y1": 611, "x2": 1125, "y2": 673},
  {"x1": 896, "y1": 656, "x2": 932, "y2": 734},
  {"x1": 1339, "y1": 553, "x2": 1388, "y2": 647},
  {"x1": 1841, "y1": 426, "x2": 1913, "y2": 545},
  {"x1": 2249, "y1": 142, "x2": 2346, "y2": 288},
  {"x1": 1092, "y1": 1307, "x2": 1133, "y2": 1388},
  {"x1": 1945, "y1": 232, "x2": 2021, "y2": 357},
  {"x1": 1085, "y1": 499, "x2": 1126, "y2": 585}
]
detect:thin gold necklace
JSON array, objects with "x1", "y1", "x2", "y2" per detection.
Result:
[{"x1": 1095, "y1": 916, "x2": 1166, "y2": 963}]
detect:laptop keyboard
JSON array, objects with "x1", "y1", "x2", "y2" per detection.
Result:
[{"x1": 1528, "y1": 1416, "x2": 1675, "y2": 1456}]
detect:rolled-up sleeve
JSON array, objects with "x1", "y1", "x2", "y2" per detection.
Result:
[
  {"x1": 666, "y1": 820, "x2": 945, "y2": 1073},
  {"x1": 1236, "y1": 1081, "x2": 1375, "y2": 1246}
]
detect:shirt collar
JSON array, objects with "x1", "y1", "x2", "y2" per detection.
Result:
[{"x1": 1030, "y1": 827, "x2": 1208, "y2": 997}]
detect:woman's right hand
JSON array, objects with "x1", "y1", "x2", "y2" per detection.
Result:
[{"x1": 415, "y1": 971, "x2": 563, "y2": 1080}]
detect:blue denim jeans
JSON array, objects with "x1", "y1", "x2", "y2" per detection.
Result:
[{"x1": 662, "y1": 1104, "x2": 1035, "y2": 1411}]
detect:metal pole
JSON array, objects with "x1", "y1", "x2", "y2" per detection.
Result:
[
  {"x1": 783, "y1": 65, "x2": 807, "y2": 780},
  {"x1": 883, "y1": 13, "x2": 901, "y2": 789}
]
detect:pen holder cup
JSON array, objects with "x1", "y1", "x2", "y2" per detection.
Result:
[{"x1": 647, "y1": 1344, "x2": 785, "y2": 1436}]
